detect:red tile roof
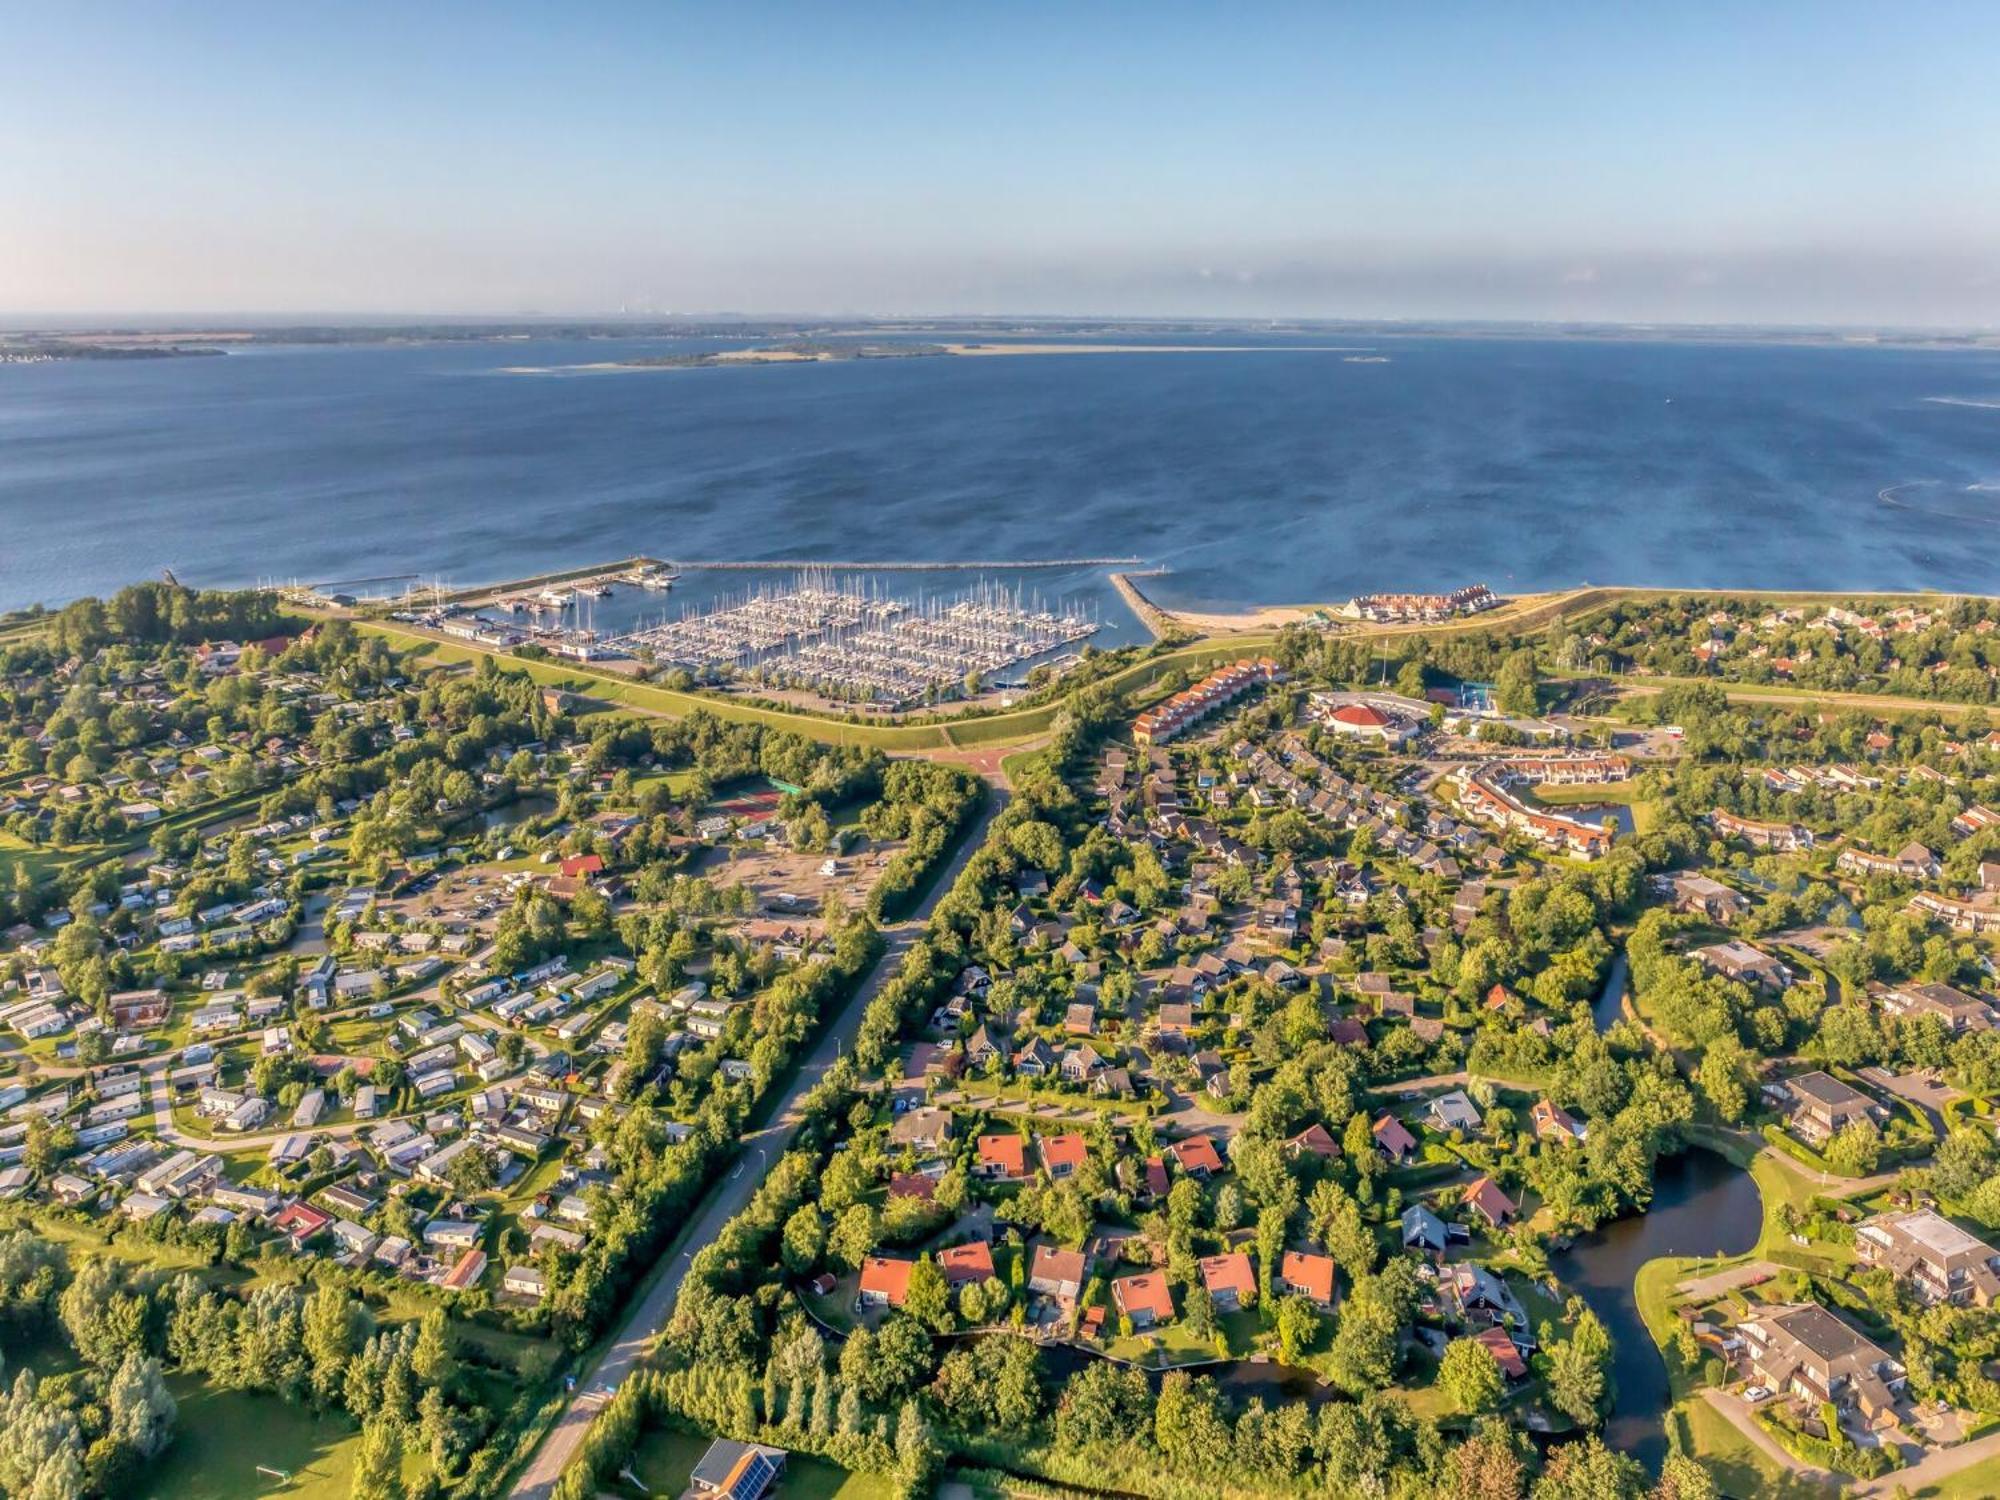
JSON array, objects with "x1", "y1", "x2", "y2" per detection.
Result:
[
  {"x1": 976, "y1": 1133, "x2": 1028, "y2": 1178},
  {"x1": 1464, "y1": 1175, "x2": 1518, "y2": 1226},
  {"x1": 859, "y1": 1255, "x2": 915, "y2": 1306},
  {"x1": 1198, "y1": 1251, "x2": 1256, "y2": 1302},
  {"x1": 938, "y1": 1242, "x2": 995, "y2": 1286},
  {"x1": 1170, "y1": 1136, "x2": 1225, "y2": 1175},
  {"x1": 1473, "y1": 1325, "x2": 1528, "y2": 1379},
  {"x1": 1039, "y1": 1133, "x2": 1088, "y2": 1175},
  {"x1": 1112, "y1": 1271, "x2": 1176, "y2": 1323},
  {"x1": 1278, "y1": 1250, "x2": 1335, "y2": 1304},
  {"x1": 1372, "y1": 1113, "x2": 1418, "y2": 1158}
]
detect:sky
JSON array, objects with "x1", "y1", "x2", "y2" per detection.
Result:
[{"x1": 4, "y1": 2, "x2": 1999, "y2": 326}]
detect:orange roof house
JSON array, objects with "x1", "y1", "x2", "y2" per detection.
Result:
[
  {"x1": 975, "y1": 1134, "x2": 1028, "y2": 1180},
  {"x1": 1112, "y1": 1271, "x2": 1176, "y2": 1328},
  {"x1": 938, "y1": 1242, "x2": 996, "y2": 1287},
  {"x1": 1530, "y1": 1098, "x2": 1586, "y2": 1144},
  {"x1": 1463, "y1": 1176, "x2": 1519, "y2": 1229},
  {"x1": 858, "y1": 1255, "x2": 915, "y2": 1308},
  {"x1": 1284, "y1": 1123, "x2": 1340, "y2": 1160},
  {"x1": 1039, "y1": 1133, "x2": 1088, "y2": 1180},
  {"x1": 1198, "y1": 1251, "x2": 1257, "y2": 1311},
  {"x1": 1278, "y1": 1249, "x2": 1336, "y2": 1306},
  {"x1": 1473, "y1": 1325, "x2": 1528, "y2": 1379},
  {"x1": 1170, "y1": 1136, "x2": 1225, "y2": 1177},
  {"x1": 1372, "y1": 1113, "x2": 1418, "y2": 1162}
]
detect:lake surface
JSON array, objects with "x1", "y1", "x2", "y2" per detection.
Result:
[
  {"x1": 1553, "y1": 1148, "x2": 1762, "y2": 1472},
  {"x1": 5, "y1": 334, "x2": 2000, "y2": 612}
]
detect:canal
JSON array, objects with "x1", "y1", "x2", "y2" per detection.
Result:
[
  {"x1": 1592, "y1": 950, "x2": 1630, "y2": 1033},
  {"x1": 1551, "y1": 1148, "x2": 1762, "y2": 1472}
]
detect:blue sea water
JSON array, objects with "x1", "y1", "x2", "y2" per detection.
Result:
[{"x1": 3, "y1": 332, "x2": 1999, "y2": 614}]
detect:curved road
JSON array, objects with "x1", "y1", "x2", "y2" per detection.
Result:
[{"x1": 505, "y1": 789, "x2": 1005, "y2": 1500}]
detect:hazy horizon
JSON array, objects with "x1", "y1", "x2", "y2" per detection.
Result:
[{"x1": 6, "y1": 3, "x2": 2000, "y2": 326}]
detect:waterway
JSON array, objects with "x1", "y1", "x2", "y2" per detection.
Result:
[
  {"x1": 1552, "y1": 1148, "x2": 1763, "y2": 1473},
  {"x1": 1592, "y1": 950, "x2": 1630, "y2": 1033}
]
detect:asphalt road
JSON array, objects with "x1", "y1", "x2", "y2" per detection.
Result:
[{"x1": 505, "y1": 789, "x2": 1004, "y2": 1499}]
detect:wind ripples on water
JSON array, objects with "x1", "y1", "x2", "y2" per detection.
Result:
[{"x1": 3, "y1": 333, "x2": 2000, "y2": 610}]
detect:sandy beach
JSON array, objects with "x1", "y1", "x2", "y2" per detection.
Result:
[{"x1": 941, "y1": 343, "x2": 1368, "y2": 356}]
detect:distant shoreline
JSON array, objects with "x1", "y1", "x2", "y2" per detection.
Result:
[{"x1": 499, "y1": 341, "x2": 1380, "y2": 375}]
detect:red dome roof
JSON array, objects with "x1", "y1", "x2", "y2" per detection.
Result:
[{"x1": 1330, "y1": 703, "x2": 1390, "y2": 727}]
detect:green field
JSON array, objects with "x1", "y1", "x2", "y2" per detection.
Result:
[{"x1": 141, "y1": 1383, "x2": 370, "y2": 1500}]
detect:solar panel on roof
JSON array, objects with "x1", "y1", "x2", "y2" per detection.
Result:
[{"x1": 726, "y1": 1452, "x2": 776, "y2": 1500}]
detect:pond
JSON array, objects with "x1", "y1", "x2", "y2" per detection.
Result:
[
  {"x1": 479, "y1": 793, "x2": 557, "y2": 831},
  {"x1": 1551, "y1": 1148, "x2": 1763, "y2": 1473}
]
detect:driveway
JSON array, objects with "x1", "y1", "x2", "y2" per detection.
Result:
[{"x1": 1699, "y1": 1389, "x2": 1839, "y2": 1492}]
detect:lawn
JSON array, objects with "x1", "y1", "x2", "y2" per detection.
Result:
[
  {"x1": 622, "y1": 1427, "x2": 889, "y2": 1500},
  {"x1": 141, "y1": 1381, "x2": 378, "y2": 1500}
]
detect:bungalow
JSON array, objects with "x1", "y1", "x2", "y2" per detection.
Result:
[
  {"x1": 1668, "y1": 873, "x2": 1751, "y2": 923},
  {"x1": 1012, "y1": 1038, "x2": 1057, "y2": 1077},
  {"x1": 1401, "y1": 1204, "x2": 1450, "y2": 1255},
  {"x1": 1168, "y1": 1135, "x2": 1225, "y2": 1178},
  {"x1": 1277, "y1": 1249, "x2": 1336, "y2": 1306},
  {"x1": 1462, "y1": 1176, "x2": 1518, "y2": 1229},
  {"x1": 975, "y1": 1133, "x2": 1029, "y2": 1181},
  {"x1": 857, "y1": 1254, "x2": 915, "y2": 1309},
  {"x1": 887, "y1": 1106, "x2": 953, "y2": 1154},
  {"x1": 1427, "y1": 1090, "x2": 1483, "y2": 1134},
  {"x1": 1472, "y1": 1326, "x2": 1529, "y2": 1381},
  {"x1": 1694, "y1": 940, "x2": 1792, "y2": 991},
  {"x1": 1112, "y1": 1271, "x2": 1176, "y2": 1329},
  {"x1": 1199, "y1": 1251, "x2": 1257, "y2": 1312},
  {"x1": 1059, "y1": 1045, "x2": 1105, "y2": 1083},
  {"x1": 1039, "y1": 1133, "x2": 1087, "y2": 1181},
  {"x1": 687, "y1": 1440, "x2": 787, "y2": 1500},
  {"x1": 1028, "y1": 1245, "x2": 1088, "y2": 1303},
  {"x1": 502, "y1": 1265, "x2": 547, "y2": 1301},
  {"x1": 1284, "y1": 1123, "x2": 1340, "y2": 1161},
  {"x1": 1530, "y1": 1098, "x2": 1587, "y2": 1145},
  {"x1": 271, "y1": 1201, "x2": 330, "y2": 1249},
  {"x1": 1372, "y1": 1113, "x2": 1418, "y2": 1164},
  {"x1": 938, "y1": 1242, "x2": 996, "y2": 1288},
  {"x1": 439, "y1": 1249, "x2": 487, "y2": 1292}
]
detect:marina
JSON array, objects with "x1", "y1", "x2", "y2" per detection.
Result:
[
  {"x1": 403, "y1": 562, "x2": 1119, "y2": 710},
  {"x1": 606, "y1": 571, "x2": 1100, "y2": 707}
]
